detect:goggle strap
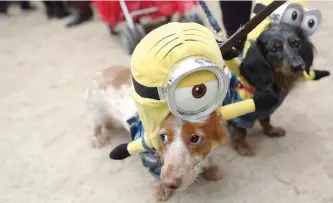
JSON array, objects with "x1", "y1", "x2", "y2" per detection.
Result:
[{"x1": 132, "y1": 76, "x2": 161, "y2": 100}]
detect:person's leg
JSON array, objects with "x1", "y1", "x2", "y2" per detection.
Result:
[
  {"x1": 219, "y1": 1, "x2": 252, "y2": 53},
  {"x1": 19, "y1": 1, "x2": 36, "y2": 11},
  {"x1": 43, "y1": 1, "x2": 55, "y2": 19},
  {"x1": 0, "y1": 1, "x2": 9, "y2": 14},
  {"x1": 53, "y1": 1, "x2": 70, "y2": 19},
  {"x1": 66, "y1": 1, "x2": 93, "y2": 28}
]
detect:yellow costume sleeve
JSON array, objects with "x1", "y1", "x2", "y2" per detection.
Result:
[
  {"x1": 224, "y1": 58, "x2": 242, "y2": 77},
  {"x1": 127, "y1": 138, "x2": 146, "y2": 154},
  {"x1": 110, "y1": 136, "x2": 150, "y2": 160},
  {"x1": 300, "y1": 70, "x2": 316, "y2": 81},
  {"x1": 218, "y1": 99, "x2": 256, "y2": 121}
]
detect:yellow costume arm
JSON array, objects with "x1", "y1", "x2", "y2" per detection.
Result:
[
  {"x1": 127, "y1": 138, "x2": 146, "y2": 154},
  {"x1": 299, "y1": 70, "x2": 330, "y2": 81},
  {"x1": 212, "y1": 99, "x2": 256, "y2": 149},
  {"x1": 218, "y1": 99, "x2": 255, "y2": 121},
  {"x1": 110, "y1": 136, "x2": 148, "y2": 160},
  {"x1": 224, "y1": 58, "x2": 242, "y2": 77},
  {"x1": 299, "y1": 70, "x2": 316, "y2": 81}
]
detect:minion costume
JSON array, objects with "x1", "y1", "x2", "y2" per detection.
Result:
[
  {"x1": 221, "y1": 0, "x2": 329, "y2": 129},
  {"x1": 226, "y1": 0, "x2": 323, "y2": 84},
  {"x1": 109, "y1": 22, "x2": 277, "y2": 179}
]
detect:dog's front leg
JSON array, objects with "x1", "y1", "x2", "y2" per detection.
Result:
[
  {"x1": 152, "y1": 180, "x2": 172, "y2": 201},
  {"x1": 259, "y1": 116, "x2": 286, "y2": 137},
  {"x1": 228, "y1": 124, "x2": 255, "y2": 156},
  {"x1": 91, "y1": 119, "x2": 114, "y2": 148},
  {"x1": 202, "y1": 156, "x2": 223, "y2": 181}
]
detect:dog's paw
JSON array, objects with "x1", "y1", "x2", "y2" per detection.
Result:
[
  {"x1": 153, "y1": 181, "x2": 172, "y2": 201},
  {"x1": 232, "y1": 138, "x2": 255, "y2": 157},
  {"x1": 91, "y1": 133, "x2": 109, "y2": 148},
  {"x1": 203, "y1": 166, "x2": 223, "y2": 181},
  {"x1": 264, "y1": 127, "x2": 286, "y2": 137}
]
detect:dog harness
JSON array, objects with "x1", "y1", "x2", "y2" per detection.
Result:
[
  {"x1": 127, "y1": 116, "x2": 162, "y2": 180},
  {"x1": 223, "y1": 70, "x2": 287, "y2": 129}
]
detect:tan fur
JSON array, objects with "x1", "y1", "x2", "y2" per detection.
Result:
[
  {"x1": 155, "y1": 112, "x2": 228, "y2": 200},
  {"x1": 275, "y1": 71, "x2": 303, "y2": 93}
]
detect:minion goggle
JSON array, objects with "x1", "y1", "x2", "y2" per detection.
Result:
[
  {"x1": 133, "y1": 56, "x2": 229, "y2": 122},
  {"x1": 269, "y1": 2, "x2": 322, "y2": 38}
]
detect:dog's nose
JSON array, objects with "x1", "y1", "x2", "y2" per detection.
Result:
[
  {"x1": 161, "y1": 164, "x2": 182, "y2": 189},
  {"x1": 291, "y1": 57, "x2": 305, "y2": 72},
  {"x1": 291, "y1": 62, "x2": 304, "y2": 72},
  {"x1": 162, "y1": 177, "x2": 181, "y2": 190}
]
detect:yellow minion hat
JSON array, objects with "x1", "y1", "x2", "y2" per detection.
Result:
[
  {"x1": 131, "y1": 22, "x2": 226, "y2": 150},
  {"x1": 244, "y1": 0, "x2": 308, "y2": 56},
  {"x1": 110, "y1": 22, "x2": 259, "y2": 160}
]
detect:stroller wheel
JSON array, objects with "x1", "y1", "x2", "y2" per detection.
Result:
[
  {"x1": 120, "y1": 24, "x2": 146, "y2": 55},
  {"x1": 180, "y1": 12, "x2": 205, "y2": 26}
]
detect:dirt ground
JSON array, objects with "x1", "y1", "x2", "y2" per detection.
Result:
[{"x1": 1, "y1": 1, "x2": 333, "y2": 203}]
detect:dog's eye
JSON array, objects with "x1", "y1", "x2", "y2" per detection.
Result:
[
  {"x1": 270, "y1": 41, "x2": 282, "y2": 53},
  {"x1": 289, "y1": 38, "x2": 301, "y2": 49},
  {"x1": 160, "y1": 134, "x2": 168, "y2": 144},
  {"x1": 190, "y1": 134, "x2": 202, "y2": 144}
]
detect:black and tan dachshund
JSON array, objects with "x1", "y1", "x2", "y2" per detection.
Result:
[{"x1": 222, "y1": 23, "x2": 330, "y2": 156}]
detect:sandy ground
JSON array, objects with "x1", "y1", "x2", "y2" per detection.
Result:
[{"x1": 0, "y1": 1, "x2": 333, "y2": 203}]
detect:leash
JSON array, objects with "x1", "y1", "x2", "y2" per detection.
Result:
[
  {"x1": 198, "y1": 0, "x2": 286, "y2": 53},
  {"x1": 198, "y1": 0, "x2": 222, "y2": 34}
]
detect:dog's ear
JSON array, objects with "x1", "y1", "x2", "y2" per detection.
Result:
[
  {"x1": 211, "y1": 112, "x2": 229, "y2": 143},
  {"x1": 295, "y1": 27, "x2": 315, "y2": 74},
  {"x1": 241, "y1": 41, "x2": 271, "y2": 81},
  {"x1": 300, "y1": 40, "x2": 315, "y2": 74}
]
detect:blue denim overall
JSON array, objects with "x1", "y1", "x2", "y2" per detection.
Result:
[{"x1": 127, "y1": 116, "x2": 162, "y2": 180}]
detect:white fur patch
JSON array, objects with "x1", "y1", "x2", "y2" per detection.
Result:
[{"x1": 84, "y1": 74, "x2": 137, "y2": 132}]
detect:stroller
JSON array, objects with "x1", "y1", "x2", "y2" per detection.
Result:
[{"x1": 93, "y1": 0, "x2": 205, "y2": 55}]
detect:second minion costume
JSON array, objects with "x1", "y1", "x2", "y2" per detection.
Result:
[
  {"x1": 225, "y1": 0, "x2": 322, "y2": 83},
  {"x1": 109, "y1": 23, "x2": 276, "y2": 178},
  {"x1": 221, "y1": 0, "x2": 327, "y2": 129}
]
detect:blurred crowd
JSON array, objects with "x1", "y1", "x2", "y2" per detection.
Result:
[
  {"x1": 0, "y1": 1, "x2": 94, "y2": 28},
  {"x1": 1, "y1": 1, "x2": 253, "y2": 52}
]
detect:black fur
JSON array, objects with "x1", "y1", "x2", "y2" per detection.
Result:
[
  {"x1": 240, "y1": 41, "x2": 276, "y2": 92},
  {"x1": 241, "y1": 23, "x2": 315, "y2": 92}
]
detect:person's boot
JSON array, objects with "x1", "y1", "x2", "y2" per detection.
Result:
[
  {"x1": 54, "y1": 1, "x2": 71, "y2": 19},
  {"x1": 66, "y1": 7, "x2": 93, "y2": 28},
  {"x1": 43, "y1": 1, "x2": 55, "y2": 19},
  {"x1": 0, "y1": 1, "x2": 8, "y2": 15},
  {"x1": 20, "y1": 1, "x2": 36, "y2": 12},
  {"x1": 45, "y1": 7, "x2": 55, "y2": 19},
  {"x1": 55, "y1": 7, "x2": 70, "y2": 19}
]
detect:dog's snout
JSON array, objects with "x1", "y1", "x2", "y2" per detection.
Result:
[
  {"x1": 161, "y1": 165, "x2": 182, "y2": 189},
  {"x1": 162, "y1": 177, "x2": 181, "y2": 190},
  {"x1": 291, "y1": 62, "x2": 304, "y2": 72}
]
